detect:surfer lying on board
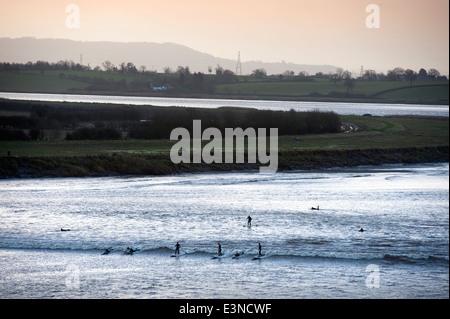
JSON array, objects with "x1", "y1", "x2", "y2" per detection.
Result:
[{"x1": 124, "y1": 247, "x2": 139, "y2": 255}]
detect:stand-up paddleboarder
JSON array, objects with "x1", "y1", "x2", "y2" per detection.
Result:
[{"x1": 247, "y1": 215, "x2": 252, "y2": 227}]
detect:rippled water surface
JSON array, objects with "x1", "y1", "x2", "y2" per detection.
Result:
[
  {"x1": 0, "y1": 163, "x2": 448, "y2": 298},
  {"x1": 0, "y1": 92, "x2": 448, "y2": 116}
]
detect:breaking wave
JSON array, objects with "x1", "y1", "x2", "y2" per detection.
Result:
[{"x1": 1, "y1": 243, "x2": 447, "y2": 265}]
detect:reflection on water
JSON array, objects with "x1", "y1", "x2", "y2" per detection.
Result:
[
  {"x1": 0, "y1": 92, "x2": 448, "y2": 116},
  {"x1": 0, "y1": 163, "x2": 448, "y2": 261},
  {"x1": 0, "y1": 163, "x2": 448, "y2": 298}
]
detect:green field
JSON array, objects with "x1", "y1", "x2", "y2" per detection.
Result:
[
  {"x1": 215, "y1": 80, "x2": 449, "y2": 102},
  {"x1": 279, "y1": 115, "x2": 448, "y2": 150},
  {"x1": 0, "y1": 139, "x2": 172, "y2": 157},
  {"x1": 0, "y1": 70, "x2": 448, "y2": 104},
  {"x1": 0, "y1": 71, "x2": 88, "y2": 92},
  {"x1": 0, "y1": 70, "x2": 137, "y2": 92},
  {"x1": 375, "y1": 85, "x2": 449, "y2": 102},
  {"x1": 2, "y1": 115, "x2": 447, "y2": 158}
]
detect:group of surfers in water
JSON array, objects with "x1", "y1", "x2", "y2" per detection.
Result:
[
  {"x1": 174, "y1": 241, "x2": 262, "y2": 258},
  {"x1": 173, "y1": 215, "x2": 261, "y2": 258},
  {"x1": 101, "y1": 214, "x2": 365, "y2": 256}
]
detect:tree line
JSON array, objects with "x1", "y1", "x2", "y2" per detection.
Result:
[
  {"x1": 0, "y1": 60, "x2": 240, "y2": 94},
  {"x1": 1, "y1": 60, "x2": 445, "y2": 82},
  {"x1": 128, "y1": 107, "x2": 341, "y2": 140},
  {"x1": 0, "y1": 100, "x2": 341, "y2": 141},
  {"x1": 1, "y1": 61, "x2": 445, "y2": 97}
]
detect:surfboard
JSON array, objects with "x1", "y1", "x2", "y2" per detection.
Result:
[
  {"x1": 252, "y1": 254, "x2": 266, "y2": 260},
  {"x1": 211, "y1": 255, "x2": 226, "y2": 259}
]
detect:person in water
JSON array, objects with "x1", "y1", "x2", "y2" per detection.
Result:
[
  {"x1": 175, "y1": 242, "x2": 180, "y2": 255},
  {"x1": 247, "y1": 215, "x2": 252, "y2": 227},
  {"x1": 359, "y1": 228, "x2": 365, "y2": 232},
  {"x1": 218, "y1": 242, "x2": 222, "y2": 256},
  {"x1": 258, "y1": 242, "x2": 262, "y2": 257},
  {"x1": 124, "y1": 247, "x2": 139, "y2": 255}
]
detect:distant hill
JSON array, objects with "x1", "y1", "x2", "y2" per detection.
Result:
[{"x1": 0, "y1": 37, "x2": 338, "y2": 75}]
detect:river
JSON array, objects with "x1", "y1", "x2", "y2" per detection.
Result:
[
  {"x1": 0, "y1": 163, "x2": 448, "y2": 299},
  {"x1": 0, "y1": 92, "x2": 448, "y2": 116}
]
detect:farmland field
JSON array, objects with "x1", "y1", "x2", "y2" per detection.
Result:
[{"x1": 0, "y1": 70, "x2": 448, "y2": 104}]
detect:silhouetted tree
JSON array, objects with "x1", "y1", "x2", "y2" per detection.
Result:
[
  {"x1": 343, "y1": 71, "x2": 355, "y2": 94},
  {"x1": 418, "y1": 68, "x2": 427, "y2": 79},
  {"x1": 387, "y1": 67, "x2": 405, "y2": 81},
  {"x1": 404, "y1": 69, "x2": 417, "y2": 87},
  {"x1": 215, "y1": 65, "x2": 224, "y2": 76},
  {"x1": 251, "y1": 68, "x2": 267, "y2": 78},
  {"x1": 102, "y1": 60, "x2": 114, "y2": 72},
  {"x1": 428, "y1": 69, "x2": 441, "y2": 81},
  {"x1": 363, "y1": 69, "x2": 377, "y2": 81},
  {"x1": 330, "y1": 68, "x2": 344, "y2": 85},
  {"x1": 163, "y1": 67, "x2": 173, "y2": 74}
]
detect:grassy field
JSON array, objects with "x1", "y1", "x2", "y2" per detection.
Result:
[
  {"x1": 0, "y1": 70, "x2": 138, "y2": 92},
  {"x1": 375, "y1": 85, "x2": 449, "y2": 102},
  {"x1": 0, "y1": 71, "x2": 88, "y2": 92},
  {"x1": 1, "y1": 70, "x2": 448, "y2": 104},
  {"x1": 279, "y1": 115, "x2": 448, "y2": 150},
  {"x1": 215, "y1": 80, "x2": 449, "y2": 101},
  {"x1": 1, "y1": 115, "x2": 447, "y2": 157},
  {"x1": 0, "y1": 139, "x2": 172, "y2": 157}
]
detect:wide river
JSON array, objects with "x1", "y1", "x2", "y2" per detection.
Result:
[
  {"x1": 0, "y1": 163, "x2": 448, "y2": 299},
  {"x1": 0, "y1": 92, "x2": 448, "y2": 116}
]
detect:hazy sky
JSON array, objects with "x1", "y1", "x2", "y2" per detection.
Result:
[{"x1": 0, "y1": 0, "x2": 448, "y2": 74}]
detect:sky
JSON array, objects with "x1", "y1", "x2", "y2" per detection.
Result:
[{"x1": 0, "y1": 0, "x2": 448, "y2": 74}]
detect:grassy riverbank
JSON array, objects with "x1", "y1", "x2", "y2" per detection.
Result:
[
  {"x1": 1, "y1": 146, "x2": 447, "y2": 178},
  {"x1": 1, "y1": 115, "x2": 448, "y2": 178}
]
